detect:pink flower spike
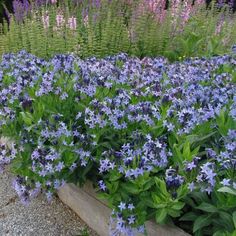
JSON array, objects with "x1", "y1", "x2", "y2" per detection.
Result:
[
  {"x1": 196, "y1": 0, "x2": 205, "y2": 5},
  {"x1": 181, "y1": 0, "x2": 192, "y2": 23},
  {"x1": 56, "y1": 14, "x2": 65, "y2": 27},
  {"x1": 42, "y1": 13, "x2": 49, "y2": 29},
  {"x1": 51, "y1": 0, "x2": 57, "y2": 4},
  {"x1": 83, "y1": 15, "x2": 89, "y2": 26},
  {"x1": 68, "y1": 16, "x2": 77, "y2": 30}
]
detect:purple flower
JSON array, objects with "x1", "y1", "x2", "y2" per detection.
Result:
[
  {"x1": 185, "y1": 161, "x2": 197, "y2": 171},
  {"x1": 128, "y1": 203, "x2": 135, "y2": 211},
  {"x1": 118, "y1": 202, "x2": 126, "y2": 211},
  {"x1": 188, "y1": 182, "x2": 195, "y2": 192},
  {"x1": 98, "y1": 180, "x2": 106, "y2": 191},
  {"x1": 69, "y1": 163, "x2": 77, "y2": 171},
  {"x1": 13, "y1": 0, "x2": 31, "y2": 23},
  {"x1": 55, "y1": 161, "x2": 64, "y2": 172},
  {"x1": 128, "y1": 215, "x2": 136, "y2": 225},
  {"x1": 232, "y1": 45, "x2": 236, "y2": 54},
  {"x1": 137, "y1": 225, "x2": 145, "y2": 233},
  {"x1": 46, "y1": 191, "x2": 53, "y2": 202},
  {"x1": 54, "y1": 179, "x2": 61, "y2": 189},
  {"x1": 60, "y1": 92, "x2": 68, "y2": 100},
  {"x1": 75, "y1": 112, "x2": 82, "y2": 120},
  {"x1": 220, "y1": 178, "x2": 231, "y2": 186}
]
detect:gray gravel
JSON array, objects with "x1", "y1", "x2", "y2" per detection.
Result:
[{"x1": 0, "y1": 170, "x2": 97, "y2": 236}]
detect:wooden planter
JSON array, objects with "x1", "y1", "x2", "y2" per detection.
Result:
[{"x1": 58, "y1": 182, "x2": 190, "y2": 236}]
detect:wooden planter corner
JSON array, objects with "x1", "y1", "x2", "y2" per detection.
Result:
[{"x1": 58, "y1": 182, "x2": 190, "y2": 236}]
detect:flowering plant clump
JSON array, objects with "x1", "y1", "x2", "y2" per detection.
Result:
[{"x1": 0, "y1": 50, "x2": 236, "y2": 235}]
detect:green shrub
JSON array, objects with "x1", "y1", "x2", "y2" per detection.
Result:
[{"x1": 0, "y1": 50, "x2": 235, "y2": 235}]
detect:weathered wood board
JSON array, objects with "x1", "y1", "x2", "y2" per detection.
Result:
[{"x1": 58, "y1": 183, "x2": 190, "y2": 236}]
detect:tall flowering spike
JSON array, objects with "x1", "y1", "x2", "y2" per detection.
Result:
[
  {"x1": 68, "y1": 17, "x2": 77, "y2": 30},
  {"x1": 181, "y1": 0, "x2": 193, "y2": 23},
  {"x1": 35, "y1": 0, "x2": 47, "y2": 7},
  {"x1": 145, "y1": 0, "x2": 167, "y2": 22},
  {"x1": 42, "y1": 12, "x2": 49, "y2": 29},
  {"x1": 146, "y1": 0, "x2": 158, "y2": 13},
  {"x1": 196, "y1": 0, "x2": 205, "y2": 5},
  {"x1": 13, "y1": 0, "x2": 31, "y2": 23},
  {"x1": 56, "y1": 13, "x2": 65, "y2": 28},
  {"x1": 92, "y1": 0, "x2": 101, "y2": 8},
  {"x1": 170, "y1": 0, "x2": 181, "y2": 27},
  {"x1": 51, "y1": 0, "x2": 57, "y2": 4},
  {"x1": 146, "y1": 0, "x2": 166, "y2": 13},
  {"x1": 215, "y1": 16, "x2": 225, "y2": 35},
  {"x1": 83, "y1": 15, "x2": 89, "y2": 26}
]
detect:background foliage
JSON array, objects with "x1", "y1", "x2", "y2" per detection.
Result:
[{"x1": 0, "y1": 0, "x2": 236, "y2": 60}]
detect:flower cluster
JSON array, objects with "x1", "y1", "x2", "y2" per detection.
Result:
[
  {"x1": 0, "y1": 139, "x2": 16, "y2": 173},
  {"x1": 42, "y1": 12, "x2": 77, "y2": 30},
  {"x1": 12, "y1": 176, "x2": 42, "y2": 205},
  {"x1": 13, "y1": 0, "x2": 31, "y2": 22},
  {"x1": 0, "y1": 50, "x2": 235, "y2": 235}
]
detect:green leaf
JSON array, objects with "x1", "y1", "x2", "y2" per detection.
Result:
[
  {"x1": 218, "y1": 187, "x2": 236, "y2": 196},
  {"x1": 151, "y1": 192, "x2": 165, "y2": 205},
  {"x1": 177, "y1": 185, "x2": 188, "y2": 199},
  {"x1": 218, "y1": 211, "x2": 234, "y2": 232},
  {"x1": 20, "y1": 112, "x2": 33, "y2": 126},
  {"x1": 183, "y1": 141, "x2": 191, "y2": 160},
  {"x1": 155, "y1": 208, "x2": 167, "y2": 224},
  {"x1": 154, "y1": 177, "x2": 169, "y2": 197},
  {"x1": 190, "y1": 191, "x2": 210, "y2": 204},
  {"x1": 142, "y1": 197, "x2": 156, "y2": 208},
  {"x1": 192, "y1": 146, "x2": 200, "y2": 157},
  {"x1": 196, "y1": 202, "x2": 218, "y2": 213},
  {"x1": 63, "y1": 152, "x2": 76, "y2": 166},
  {"x1": 173, "y1": 144, "x2": 183, "y2": 163},
  {"x1": 109, "y1": 171, "x2": 122, "y2": 182},
  {"x1": 97, "y1": 192, "x2": 110, "y2": 201},
  {"x1": 231, "y1": 230, "x2": 236, "y2": 236},
  {"x1": 121, "y1": 182, "x2": 140, "y2": 195},
  {"x1": 213, "y1": 231, "x2": 229, "y2": 236},
  {"x1": 142, "y1": 178, "x2": 155, "y2": 191},
  {"x1": 193, "y1": 214, "x2": 212, "y2": 233},
  {"x1": 110, "y1": 181, "x2": 119, "y2": 194},
  {"x1": 171, "y1": 201, "x2": 185, "y2": 211},
  {"x1": 233, "y1": 212, "x2": 236, "y2": 229},
  {"x1": 167, "y1": 208, "x2": 181, "y2": 218},
  {"x1": 180, "y1": 212, "x2": 199, "y2": 221}
]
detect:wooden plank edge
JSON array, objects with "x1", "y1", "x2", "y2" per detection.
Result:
[{"x1": 58, "y1": 183, "x2": 190, "y2": 236}]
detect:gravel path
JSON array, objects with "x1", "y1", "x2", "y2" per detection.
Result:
[{"x1": 0, "y1": 170, "x2": 97, "y2": 236}]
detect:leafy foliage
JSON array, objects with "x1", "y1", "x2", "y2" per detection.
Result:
[
  {"x1": 0, "y1": 0, "x2": 236, "y2": 60},
  {"x1": 0, "y1": 51, "x2": 235, "y2": 235}
]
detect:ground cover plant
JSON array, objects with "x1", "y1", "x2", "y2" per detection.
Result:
[
  {"x1": 0, "y1": 50, "x2": 235, "y2": 235},
  {"x1": 0, "y1": 0, "x2": 236, "y2": 60}
]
